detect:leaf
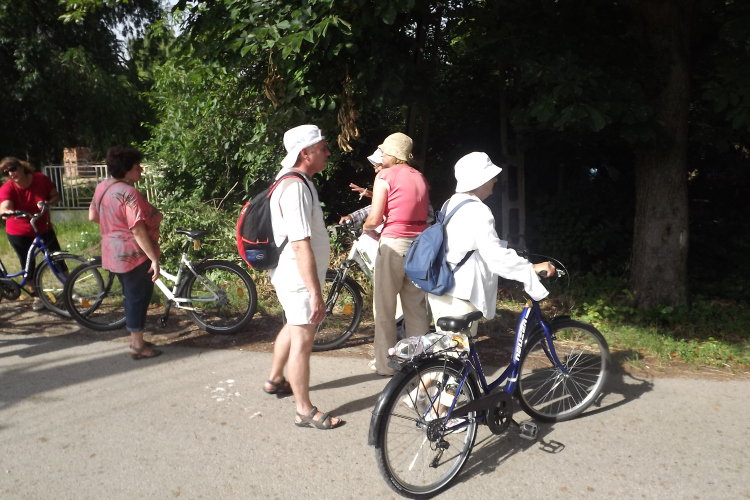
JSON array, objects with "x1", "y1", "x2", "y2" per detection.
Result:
[
  {"x1": 276, "y1": 20, "x2": 291, "y2": 30},
  {"x1": 587, "y1": 106, "x2": 607, "y2": 132},
  {"x1": 240, "y1": 45, "x2": 252, "y2": 57},
  {"x1": 382, "y1": 4, "x2": 397, "y2": 25}
]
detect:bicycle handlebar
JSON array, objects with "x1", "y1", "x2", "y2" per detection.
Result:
[{"x1": 3, "y1": 203, "x2": 48, "y2": 235}]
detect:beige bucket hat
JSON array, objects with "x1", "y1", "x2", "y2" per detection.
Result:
[{"x1": 378, "y1": 133, "x2": 413, "y2": 163}]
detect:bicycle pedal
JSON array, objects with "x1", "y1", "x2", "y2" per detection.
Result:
[{"x1": 518, "y1": 420, "x2": 538, "y2": 441}]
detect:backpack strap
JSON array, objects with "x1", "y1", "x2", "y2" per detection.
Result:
[
  {"x1": 270, "y1": 171, "x2": 315, "y2": 255},
  {"x1": 441, "y1": 198, "x2": 477, "y2": 273}
]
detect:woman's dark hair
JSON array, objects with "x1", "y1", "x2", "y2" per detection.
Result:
[
  {"x1": 0, "y1": 157, "x2": 34, "y2": 175},
  {"x1": 106, "y1": 147, "x2": 143, "y2": 178}
]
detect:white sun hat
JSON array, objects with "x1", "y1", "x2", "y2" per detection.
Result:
[
  {"x1": 367, "y1": 148, "x2": 383, "y2": 166},
  {"x1": 454, "y1": 152, "x2": 502, "y2": 193},
  {"x1": 281, "y1": 124, "x2": 325, "y2": 169}
]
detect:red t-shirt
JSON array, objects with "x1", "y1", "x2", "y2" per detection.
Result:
[
  {"x1": 377, "y1": 164, "x2": 430, "y2": 238},
  {"x1": 0, "y1": 172, "x2": 55, "y2": 237}
]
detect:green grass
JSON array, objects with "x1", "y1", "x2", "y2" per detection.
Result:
[{"x1": 487, "y1": 278, "x2": 750, "y2": 371}]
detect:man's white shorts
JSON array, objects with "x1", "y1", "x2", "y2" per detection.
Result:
[{"x1": 276, "y1": 287, "x2": 316, "y2": 325}]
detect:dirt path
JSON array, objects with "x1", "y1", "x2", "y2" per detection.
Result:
[{"x1": 1, "y1": 294, "x2": 746, "y2": 380}]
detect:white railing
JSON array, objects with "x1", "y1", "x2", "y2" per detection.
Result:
[{"x1": 43, "y1": 164, "x2": 158, "y2": 209}]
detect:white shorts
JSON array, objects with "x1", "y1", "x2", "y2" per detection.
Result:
[
  {"x1": 427, "y1": 294, "x2": 480, "y2": 337},
  {"x1": 276, "y1": 287, "x2": 316, "y2": 325}
]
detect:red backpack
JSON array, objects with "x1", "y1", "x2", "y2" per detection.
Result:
[{"x1": 236, "y1": 172, "x2": 312, "y2": 270}]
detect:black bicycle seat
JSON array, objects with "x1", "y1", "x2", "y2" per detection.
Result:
[
  {"x1": 436, "y1": 310, "x2": 484, "y2": 332},
  {"x1": 176, "y1": 229, "x2": 209, "y2": 239}
]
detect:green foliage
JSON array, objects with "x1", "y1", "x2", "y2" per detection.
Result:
[{"x1": 0, "y1": 0, "x2": 162, "y2": 165}]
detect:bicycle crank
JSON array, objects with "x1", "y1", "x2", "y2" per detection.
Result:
[{"x1": 0, "y1": 278, "x2": 21, "y2": 300}]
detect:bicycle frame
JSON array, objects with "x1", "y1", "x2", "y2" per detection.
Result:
[
  {"x1": 153, "y1": 245, "x2": 224, "y2": 310},
  {"x1": 418, "y1": 298, "x2": 569, "y2": 429},
  {"x1": 0, "y1": 223, "x2": 65, "y2": 288}
]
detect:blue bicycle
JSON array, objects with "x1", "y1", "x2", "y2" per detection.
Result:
[
  {"x1": 368, "y1": 266, "x2": 610, "y2": 498},
  {"x1": 0, "y1": 203, "x2": 86, "y2": 316}
]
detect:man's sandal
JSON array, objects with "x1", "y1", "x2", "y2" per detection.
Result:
[
  {"x1": 294, "y1": 406, "x2": 343, "y2": 430},
  {"x1": 262, "y1": 378, "x2": 292, "y2": 395}
]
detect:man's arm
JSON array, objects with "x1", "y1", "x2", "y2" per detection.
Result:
[{"x1": 290, "y1": 237, "x2": 325, "y2": 324}]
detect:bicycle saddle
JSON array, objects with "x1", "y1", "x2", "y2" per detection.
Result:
[
  {"x1": 176, "y1": 229, "x2": 209, "y2": 240},
  {"x1": 436, "y1": 310, "x2": 483, "y2": 332}
]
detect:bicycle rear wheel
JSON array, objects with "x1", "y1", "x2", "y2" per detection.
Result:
[
  {"x1": 64, "y1": 261, "x2": 127, "y2": 331},
  {"x1": 517, "y1": 320, "x2": 610, "y2": 422},
  {"x1": 183, "y1": 260, "x2": 257, "y2": 334},
  {"x1": 374, "y1": 359, "x2": 478, "y2": 499},
  {"x1": 34, "y1": 253, "x2": 86, "y2": 317},
  {"x1": 313, "y1": 270, "x2": 363, "y2": 351}
]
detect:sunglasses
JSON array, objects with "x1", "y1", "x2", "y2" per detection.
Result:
[{"x1": 2, "y1": 165, "x2": 19, "y2": 175}]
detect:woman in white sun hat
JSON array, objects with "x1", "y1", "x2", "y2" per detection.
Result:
[{"x1": 427, "y1": 152, "x2": 555, "y2": 337}]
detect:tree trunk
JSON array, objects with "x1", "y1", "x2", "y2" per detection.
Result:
[{"x1": 627, "y1": 0, "x2": 691, "y2": 309}]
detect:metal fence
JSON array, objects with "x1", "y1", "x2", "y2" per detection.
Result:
[{"x1": 43, "y1": 164, "x2": 158, "y2": 209}]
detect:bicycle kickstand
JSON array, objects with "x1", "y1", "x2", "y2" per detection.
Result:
[{"x1": 158, "y1": 300, "x2": 173, "y2": 328}]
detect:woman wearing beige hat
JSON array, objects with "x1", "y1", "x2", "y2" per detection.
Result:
[
  {"x1": 363, "y1": 133, "x2": 431, "y2": 376},
  {"x1": 427, "y1": 152, "x2": 555, "y2": 336}
]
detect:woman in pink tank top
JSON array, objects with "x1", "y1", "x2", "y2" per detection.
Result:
[{"x1": 363, "y1": 133, "x2": 431, "y2": 376}]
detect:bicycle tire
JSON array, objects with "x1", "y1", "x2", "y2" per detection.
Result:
[
  {"x1": 312, "y1": 269, "x2": 363, "y2": 352},
  {"x1": 33, "y1": 253, "x2": 86, "y2": 317},
  {"x1": 64, "y1": 261, "x2": 127, "y2": 331},
  {"x1": 517, "y1": 319, "x2": 610, "y2": 422},
  {"x1": 374, "y1": 359, "x2": 478, "y2": 499},
  {"x1": 183, "y1": 260, "x2": 257, "y2": 334}
]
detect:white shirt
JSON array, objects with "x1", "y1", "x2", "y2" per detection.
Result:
[
  {"x1": 440, "y1": 193, "x2": 548, "y2": 319},
  {"x1": 268, "y1": 168, "x2": 330, "y2": 292}
]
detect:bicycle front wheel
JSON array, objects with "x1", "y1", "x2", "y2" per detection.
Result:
[
  {"x1": 64, "y1": 261, "x2": 127, "y2": 331},
  {"x1": 34, "y1": 253, "x2": 86, "y2": 317},
  {"x1": 183, "y1": 260, "x2": 257, "y2": 334},
  {"x1": 517, "y1": 320, "x2": 610, "y2": 422},
  {"x1": 312, "y1": 270, "x2": 363, "y2": 352},
  {"x1": 374, "y1": 359, "x2": 478, "y2": 499}
]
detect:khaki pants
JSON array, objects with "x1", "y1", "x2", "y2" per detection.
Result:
[
  {"x1": 427, "y1": 294, "x2": 480, "y2": 337},
  {"x1": 374, "y1": 237, "x2": 429, "y2": 375}
]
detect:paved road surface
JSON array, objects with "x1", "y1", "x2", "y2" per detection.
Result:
[{"x1": 0, "y1": 334, "x2": 748, "y2": 499}]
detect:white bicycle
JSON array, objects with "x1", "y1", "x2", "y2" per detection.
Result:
[{"x1": 63, "y1": 229, "x2": 257, "y2": 334}]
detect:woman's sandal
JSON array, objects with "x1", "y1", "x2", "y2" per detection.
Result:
[
  {"x1": 294, "y1": 406, "x2": 343, "y2": 430},
  {"x1": 130, "y1": 344, "x2": 163, "y2": 361},
  {"x1": 262, "y1": 378, "x2": 292, "y2": 395}
]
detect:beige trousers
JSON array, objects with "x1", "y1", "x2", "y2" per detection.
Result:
[
  {"x1": 427, "y1": 294, "x2": 480, "y2": 337},
  {"x1": 374, "y1": 237, "x2": 429, "y2": 375}
]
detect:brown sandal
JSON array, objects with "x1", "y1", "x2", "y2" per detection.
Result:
[{"x1": 263, "y1": 378, "x2": 292, "y2": 395}]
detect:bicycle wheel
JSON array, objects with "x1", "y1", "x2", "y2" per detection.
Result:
[
  {"x1": 33, "y1": 253, "x2": 86, "y2": 317},
  {"x1": 374, "y1": 359, "x2": 478, "y2": 499},
  {"x1": 312, "y1": 270, "x2": 363, "y2": 352},
  {"x1": 64, "y1": 261, "x2": 127, "y2": 331},
  {"x1": 183, "y1": 260, "x2": 257, "y2": 334},
  {"x1": 517, "y1": 320, "x2": 610, "y2": 422}
]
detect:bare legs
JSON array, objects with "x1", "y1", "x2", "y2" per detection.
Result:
[{"x1": 266, "y1": 323, "x2": 340, "y2": 426}]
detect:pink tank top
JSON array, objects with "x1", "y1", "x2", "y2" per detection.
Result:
[{"x1": 378, "y1": 164, "x2": 430, "y2": 238}]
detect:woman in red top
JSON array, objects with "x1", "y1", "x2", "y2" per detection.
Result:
[
  {"x1": 364, "y1": 133, "x2": 431, "y2": 376},
  {"x1": 0, "y1": 157, "x2": 62, "y2": 311}
]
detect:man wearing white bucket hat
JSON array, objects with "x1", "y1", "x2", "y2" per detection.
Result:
[
  {"x1": 427, "y1": 152, "x2": 555, "y2": 336},
  {"x1": 263, "y1": 124, "x2": 342, "y2": 430}
]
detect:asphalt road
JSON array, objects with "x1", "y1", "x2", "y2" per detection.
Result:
[{"x1": 0, "y1": 334, "x2": 748, "y2": 500}]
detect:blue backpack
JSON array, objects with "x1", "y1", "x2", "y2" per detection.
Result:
[{"x1": 404, "y1": 199, "x2": 476, "y2": 296}]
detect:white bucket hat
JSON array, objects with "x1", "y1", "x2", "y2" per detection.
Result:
[
  {"x1": 454, "y1": 152, "x2": 502, "y2": 193},
  {"x1": 281, "y1": 124, "x2": 325, "y2": 169},
  {"x1": 367, "y1": 148, "x2": 383, "y2": 166}
]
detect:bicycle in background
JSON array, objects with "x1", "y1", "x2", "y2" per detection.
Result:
[
  {"x1": 0, "y1": 203, "x2": 85, "y2": 316},
  {"x1": 313, "y1": 220, "x2": 407, "y2": 351},
  {"x1": 63, "y1": 229, "x2": 257, "y2": 334},
  {"x1": 369, "y1": 261, "x2": 610, "y2": 498}
]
